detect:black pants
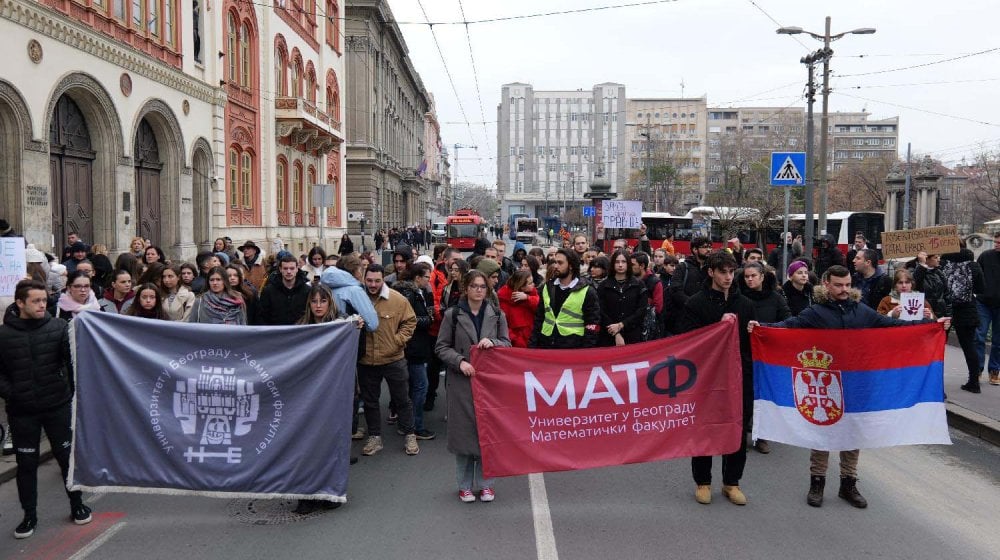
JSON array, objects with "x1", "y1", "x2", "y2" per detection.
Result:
[
  {"x1": 426, "y1": 335, "x2": 442, "y2": 403},
  {"x1": 955, "y1": 325, "x2": 981, "y2": 381},
  {"x1": 9, "y1": 402, "x2": 83, "y2": 514},
  {"x1": 691, "y1": 432, "x2": 748, "y2": 487},
  {"x1": 359, "y1": 359, "x2": 414, "y2": 436}
]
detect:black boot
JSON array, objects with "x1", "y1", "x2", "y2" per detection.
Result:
[
  {"x1": 961, "y1": 378, "x2": 981, "y2": 393},
  {"x1": 806, "y1": 475, "x2": 825, "y2": 507},
  {"x1": 838, "y1": 476, "x2": 868, "y2": 509}
]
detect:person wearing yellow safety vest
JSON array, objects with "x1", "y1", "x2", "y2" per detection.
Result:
[{"x1": 529, "y1": 248, "x2": 601, "y2": 349}]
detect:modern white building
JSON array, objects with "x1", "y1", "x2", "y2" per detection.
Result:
[
  {"x1": 497, "y1": 82, "x2": 628, "y2": 222},
  {"x1": 0, "y1": 0, "x2": 348, "y2": 259}
]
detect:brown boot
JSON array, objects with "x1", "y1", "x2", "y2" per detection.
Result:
[
  {"x1": 806, "y1": 475, "x2": 825, "y2": 507},
  {"x1": 838, "y1": 476, "x2": 868, "y2": 509}
]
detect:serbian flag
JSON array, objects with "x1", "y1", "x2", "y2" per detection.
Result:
[
  {"x1": 471, "y1": 315, "x2": 744, "y2": 478},
  {"x1": 751, "y1": 323, "x2": 951, "y2": 451}
]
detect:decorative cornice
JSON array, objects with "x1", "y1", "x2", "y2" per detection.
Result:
[{"x1": 1, "y1": 0, "x2": 217, "y2": 103}]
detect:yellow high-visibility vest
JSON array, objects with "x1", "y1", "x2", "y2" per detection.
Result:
[{"x1": 540, "y1": 284, "x2": 586, "y2": 337}]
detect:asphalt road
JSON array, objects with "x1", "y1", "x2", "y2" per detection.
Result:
[{"x1": 1, "y1": 401, "x2": 998, "y2": 560}]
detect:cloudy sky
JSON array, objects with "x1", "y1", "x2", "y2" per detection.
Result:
[{"x1": 384, "y1": 0, "x2": 1000, "y2": 188}]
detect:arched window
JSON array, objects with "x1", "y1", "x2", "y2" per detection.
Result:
[
  {"x1": 276, "y1": 159, "x2": 287, "y2": 212},
  {"x1": 292, "y1": 162, "x2": 304, "y2": 225},
  {"x1": 291, "y1": 62, "x2": 301, "y2": 98},
  {"x1": 307, "y1": 166, "x2": 318, "y2": 225},
  {"x1": 227, "y1": 14, "x2": 237, "y2": 81},
  {"x1": 326, "y1": 70, "x2": 340, "y2": 122},
  {"x1": 274, "y1": 36, "x2": 288, "y2": 96},
  {"x1": 306, "y1": 63, "x2": 317, "y2": 102},
  {"x1": 241, "y1": 152, "x2": 253, "y2": 208},
  {"x1": 229, "y1": 148, "x2": 239, "y2": 207},
  {"x1": 326, "y1": 0, "x2": 339, "y2": 50},
  {"x1": 240, "y1": 23, "x2": 251, "y2": 86}
]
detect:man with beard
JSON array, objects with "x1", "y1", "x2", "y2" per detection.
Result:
[{"x1": 529, "y1": 248, "x2": 601, "y2": 349}]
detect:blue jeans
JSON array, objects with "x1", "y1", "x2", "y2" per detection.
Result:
[
  {"x1": 408, "y1": 361, "x2": 428, "y2": 432},
  {"x1": 456, "y1": 454, "x2": 494, "y2": 491},
  {"x1": 976, "y1": 302, "x2": 1000, "y2": 373}
]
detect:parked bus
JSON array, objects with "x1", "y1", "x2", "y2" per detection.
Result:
[
  {"x1": 766, "y1": 211, "x2": 885, "y2": 255},
  {"x1": 515, "y1": 217, "x2": 540, "y2": 243},
  {"x1": 508, "y1": 213, "x2": 528, "y2": 240},
  {"x1": 447, "y1": 209, "x2": 486, "y2": 250},
  {"x1": 603, "y1": 207, "x2": 763, "y2": 255}
]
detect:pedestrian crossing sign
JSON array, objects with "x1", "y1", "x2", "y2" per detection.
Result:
[{"x1": 770, "y1": 152, "x2": 807, "y2": 187}]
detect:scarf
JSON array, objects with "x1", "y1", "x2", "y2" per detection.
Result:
[
  {"x1": 199, "y1": 291, "x2": 245, "y2": 324},
  {"x1": 58, "y1": 291, "x2": 101, "y2": 315}
]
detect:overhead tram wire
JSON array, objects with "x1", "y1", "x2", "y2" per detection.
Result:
[
  {"x1": 746, "y1": 0, "x2": 809, "y2": 51},
  {"x1": 832, "y1": 77, "x2": 1000, "y2": 90},
  {"x1": 250, "y1": 0, "x2": 681, "y2": 26},
  {"x1": 836, "y1": 46, "x2": 1000, "y2": 78},
  {"x1": 416, "y1": 0, "x2": 488, "y2": 185},
  {"x1": 456, "y1": 0, "x2": 494, "y2": 161},
  {"x1": 834, "y1": 91, "x2": 1000, "y2": 128}
]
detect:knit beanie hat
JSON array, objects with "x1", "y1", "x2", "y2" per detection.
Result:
[
  {"x1": 787, "y1": 260, "x2": 809, "y2": 278},
  {"x1": 475, "y1": 258, "x2": 501, "y2": 277}
]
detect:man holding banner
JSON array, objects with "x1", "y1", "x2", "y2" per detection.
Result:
[
  {"x1": 675, "y1": 250, "x2": 756, "y2": 506},
  {"x1": 749, "y1": 265, "x2": 950, "y2": 509}
]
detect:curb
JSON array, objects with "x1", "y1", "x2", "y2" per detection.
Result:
[
  {"x1": 945, "y1": 402, "x2": 1000, "y2": 447},
  {"x1": 0, "y1": 441, "x2": 52, "y2": 485}
]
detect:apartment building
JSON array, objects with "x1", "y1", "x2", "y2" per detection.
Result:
[{"x1": 497, "y1": 82, "x2": 628, "y2": 221}]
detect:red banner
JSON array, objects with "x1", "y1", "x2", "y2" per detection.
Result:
[{"x1": 471, "y1": 315, "x2": 744, "y2": 478}]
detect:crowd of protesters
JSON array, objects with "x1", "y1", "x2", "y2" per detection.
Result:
[{"x1": 2, "y1": 223, "x2": 997, "y2": 535}]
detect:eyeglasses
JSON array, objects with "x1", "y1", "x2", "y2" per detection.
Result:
[{"x1": 468, "y1": 284, "x2": 488, "y2": 290}]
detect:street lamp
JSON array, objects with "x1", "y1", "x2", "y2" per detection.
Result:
[{"x1": 777, "y1": 17, "x2": 875, "y2": 237}]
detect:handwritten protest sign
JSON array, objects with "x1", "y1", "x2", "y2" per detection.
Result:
[
  {"x1": 881, "y1": 226, "x2": 960, "y2": 260},
  {"x1": 1, "y1": 237, "x2": 27, "y2": 297},
  {"x1": 601, "y1": 200, "x2": 642, "y2": 229}
]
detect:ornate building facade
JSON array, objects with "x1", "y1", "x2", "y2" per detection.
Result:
[
  {"x1": 344, "y1": 0, "x2": 438, "y2": 231},
  {"x1": 0, "y1": 0, "x2": 347, "y2": 259}
]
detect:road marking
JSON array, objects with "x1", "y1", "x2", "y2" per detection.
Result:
[
  {"x1": 66, "y1": 521, "x2": 126, "y2": 560},
  {"x1": 529, "y1": 473, "x2": 559, "y2": 560}
]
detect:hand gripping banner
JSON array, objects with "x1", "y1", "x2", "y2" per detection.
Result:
[
  {"x1": 471, "y1": 315, "x2": 744, "y2": 478},
  {"x1": 751, "y1": 322, "x2": 951, "y2": 451},
  {"x1": 68, "y1": 311, "x2": 359, "y2": 503}
]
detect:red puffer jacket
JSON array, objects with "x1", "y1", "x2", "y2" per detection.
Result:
[{"x1": 497, "y1": 284, "x2": 539, "y2": 348}]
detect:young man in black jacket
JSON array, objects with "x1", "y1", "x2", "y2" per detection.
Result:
[
  {"x1": 676, "y1": 250, "x2": 756, "y2": 506},
  {"x1": 256, "y1": 255, "x2": 310, "y2": 325},
  {"x1": 0, "y1": 280, "x2": 93, "y2": 539},
  {"x1": 393, "y1": 262, "x2": 436, "y2": 440},
  {"x1": 667, "y1": 236, "x2": 712, "y2": 334}
]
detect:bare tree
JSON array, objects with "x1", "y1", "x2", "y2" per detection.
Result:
[
  {"x1": 827, "y1": 158, "x2": 893, "y2": 212},
  {"x1": 965, "y1": 151, "x2": 1000, "y2": 224}
]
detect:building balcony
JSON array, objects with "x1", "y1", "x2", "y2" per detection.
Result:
[{"x1": 274, "y1": 96, "x2": 344, "y2": 154}]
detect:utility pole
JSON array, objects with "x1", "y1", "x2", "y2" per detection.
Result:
[
  {"x1": 818, "y1": 16, "x2": 832, "y2": 237},
  {"x1": 903, "y1": 142, "x2": 912, "y2": 229},
  {"x1": 640, "y1": 114, "x2": 655, "y2": 210},
  {"x1": 451, "y1": 143, "x2": 477, "y2": 212},
  {"x1": 778, "y1": 17, "x2": 876, "y2": 237},
  {"x1": 802, "y1": 51, "x2": 820, "y2": 259}
]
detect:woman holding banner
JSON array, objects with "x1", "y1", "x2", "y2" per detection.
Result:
[
  {"x1": 435, "y1": 270, "x2": 511, "y2": 503},
  {"x1": 187, "y1": 267, "x2": 246, "y2": 325}
]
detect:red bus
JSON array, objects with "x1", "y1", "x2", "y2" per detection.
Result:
[
  {"x1": 603, "y1": 207, "x2": 763, "y2": 255},
  {"x1": 765, "y1": 211, "x2": 885, "y2": 255},
  {"x1": 446, "y1": 209, "x2": 486, "y2": 250}
]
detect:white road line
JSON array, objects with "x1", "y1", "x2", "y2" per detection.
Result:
[
  {"x1": 529, "y1": 473, "x2": 559, "y2": 560},
  {"x1": 66, "y1": 521, "x2": 126, "y2": 560}
]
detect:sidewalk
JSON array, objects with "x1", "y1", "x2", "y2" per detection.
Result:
[
  {"x1": 942, "y1": 341, "x2": 1000, "y2": 445},
  {"x1": 1, "y1": 340, "x2": 996, "y2": 485}
]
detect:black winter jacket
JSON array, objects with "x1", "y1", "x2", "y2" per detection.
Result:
[
  {"x1": 0, "y1": 308, "x2": 74, "y2": 415},
  {"x1": 782, "y1": 280, "x2": 814, "y2": 317},
  {"x1": 675, "y1": 283, "x2": 756, "y2": 426},
  {"x1": 976, "y1": 248, "x2": 1000, "y2": 307},
  {"x1": 814, "y1": 235, "x2": 845, "y2": 277},
  {"x1": 256, "y1": 271, "x2": 310, "y2": 325},
  {"x1": 597, "y1": 276, "x2": 648, "y2": 346},
  {"x1": 530, "y1": 279, "x2": 601, "y2": 349},
  {"x1": 667, "y1": 255, "x2": 706, "y2": 333},
  {"x1": 913, "y1": 265, "x2": 952, "y2": 318},
  {"x1": 768, "y1": 286, "x2": 918, "y2": 330},
  {"x1": 852, "y1": 270, "x2": 892, "y2": 310},
  {"x1": 740, "y1": 272, "x2": 790, "y2": 324},
  {"x1": 394, "y1": 280, "x2": 435, "y2": 362}
]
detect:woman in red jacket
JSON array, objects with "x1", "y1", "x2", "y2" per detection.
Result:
[{"x1": 497, "y1": 270, "x2": 539, "y2": 348}]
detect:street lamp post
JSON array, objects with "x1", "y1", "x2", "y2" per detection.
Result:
[{"x1": 778, "y1": 17, "x2": 876, "y2": 236}]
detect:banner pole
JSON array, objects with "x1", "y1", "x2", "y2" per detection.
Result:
[{"x1": 782, "y1": 187, "x2": 791, "y2": 282}]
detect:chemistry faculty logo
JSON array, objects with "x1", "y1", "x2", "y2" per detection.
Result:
[
  {"x1": 149, "y1": 349, "x2": 283, "y2": 464},
  {"x1": 792, "y1": 346, "x2": 844, "y2": 426}
]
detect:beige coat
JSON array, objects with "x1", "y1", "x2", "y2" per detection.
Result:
[{"x1": 162, "y1": 287, "x2": 195, "y2": 321}]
